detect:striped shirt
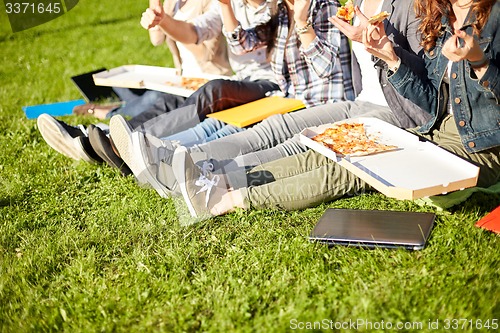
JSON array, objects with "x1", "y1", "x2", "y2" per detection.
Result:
[{"x1": 224, "y1": 0, "x2": 354, "y2": 107}]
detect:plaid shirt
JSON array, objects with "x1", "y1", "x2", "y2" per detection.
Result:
[{"x1": 224, "y1": 0, "x2": 354, "y2": 107}]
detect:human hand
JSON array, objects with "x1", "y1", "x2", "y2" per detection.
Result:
[
  {"x1": 294, "y1": 0, "x2": 311, "y2": 26},
  {"x1": 141, "y1": 0, "x2": 165, "y2": 30},
  {"x1": 362, "y1": 21, "x2": 398, "y2": 64},
  {"x1": 329, "y1": 6, "x2": 369, "y2": 43},
  {"x1": 442, "y1": 29, "x2": 485, "y2": 63}
]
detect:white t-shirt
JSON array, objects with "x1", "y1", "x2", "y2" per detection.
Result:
[{"x1": 351, "y1": 0, "x2": 388, "y2": 106}]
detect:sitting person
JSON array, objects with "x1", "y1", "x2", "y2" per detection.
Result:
[
  {"x1": 116, "y1": 0, "x2": 355, "y2": 197},
  {"x1": 123, "y1": 0, "x2": 358, "y2": 149},
  {"x1": 171, "y1": 0, "x2": 500, "y2": 218},
  {"x1": 72, "y1": 0, "x2": 232, "y2": 120},
  {"x1": 37, "y1": 0, "x2": 279, "y2": 175},
  {"x1": 125, "y1": 0, "x2": 428, "y2": 198}
]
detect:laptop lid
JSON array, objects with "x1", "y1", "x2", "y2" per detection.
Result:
[
  {"x1": 70, "y1": 68, "x2": 118, "y2": 102},
  {"x1": 309, "y1": 209, "x2": 435, "y2": 250}
]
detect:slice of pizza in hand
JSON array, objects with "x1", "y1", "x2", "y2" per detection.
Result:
[
  {"x1": 368, "y1": 11, "x2": 390, "y2": 24},
  {"x1": 336, "y1": 0, "x2": 354, "y2": 21},
  {"x1": 311, "y1": 122, "x2": 399, "y2": 157}
]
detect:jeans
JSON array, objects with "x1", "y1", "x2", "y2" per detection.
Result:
[
  {"x1": 240, "y1": 115, "x2": 500, "y2": 211},
  {"x1": 189, "y1": 101, "x2": 400, "y2": 168},
  {"x1": 129, "y1": 79, "x2": 279, "y2": 138},
  {"x1": 106, "y1": 88, "x2": 170, "y2": 119},
  {"x1": 163, "y1": 118, "x2": 245, "y2": 147}
]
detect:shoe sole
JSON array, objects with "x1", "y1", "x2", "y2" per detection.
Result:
[
  {"x1": 132, "y1": 132, "x2": 172, "y2": 198},
  {"x1": 37, "y1": 114, "x2": 81, "y2": 160},
  {"x1": 73, "y1": 137, "x2": 100, "y2": 164},
  {"x1": 172, "y1": 146, "x2": 198, "y2": 217},
  {"x1": 88, "y1": 125, "x2": 132, "y2": 176},
  {"x1": 109, "y1": 116, "x2": 144, "y2": 181}
]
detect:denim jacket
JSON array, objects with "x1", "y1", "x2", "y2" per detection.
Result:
[{"x1": 388, "y1": 2, "x2": 500, "y2": 153}]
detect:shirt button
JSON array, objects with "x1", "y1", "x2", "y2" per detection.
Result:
[
  {"x1": 451, "y1": 73, "x2": 457, "y2": 79},
  {"x1": 459, "y1": 120, "x2": 466, "y2": 127},
  {"x1": 482, "y1": 81, "x2": 490, "y2": 88},
  {"x1": 454, "y1": 97, "x2": 461, "y2": 104},
  {"x1": 429, "y1": 50, "x2": 435, "y2": 56},
  {"x1": 468, "y1": 142, "x2": 476, "y2": 148}
]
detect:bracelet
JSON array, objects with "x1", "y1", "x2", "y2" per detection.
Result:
[
  {"x1": 295, "y1": 18, "x2": 312, "y2": 35},
  {"x1": 468, "y1": 55, "x2": 489, "y2": 69}
]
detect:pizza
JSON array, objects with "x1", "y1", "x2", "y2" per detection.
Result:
[
  {"x1": 180, "y1": 77, "x2": 209, "y2": 90},
  {"x1": 336, "y1": 0, "x2": 354, "y2": 21},
  {"x1": 165, "y1": 77, "x2": 209, "y2": 91},
  {"x1": 368, "y1": 11, "x2": 390, "y2": 24},
  {"x1": 311, "y1": 122, "x2": 398, "y2": 157}
]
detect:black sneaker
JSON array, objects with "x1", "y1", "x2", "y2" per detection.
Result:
[{"x1": 88, "y1": 125, "x2": 132, "y2": 176}]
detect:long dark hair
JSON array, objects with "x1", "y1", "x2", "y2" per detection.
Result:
[
  {"x1": 414, "y1": 0, "x2": 495, "y2": 50},
  {"x1": 254, "y1": 0, "x2": 281, "y2": 55}
]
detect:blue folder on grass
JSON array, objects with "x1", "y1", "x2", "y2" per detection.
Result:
[
  {"x1": 22, "y1": 99, "x2": 86, "y2": 119},
  {"x1": 23, "y1": 68, "x2": 117, "y2": 119}
]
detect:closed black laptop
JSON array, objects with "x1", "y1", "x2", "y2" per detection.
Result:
[{"x1": 309, "y1": 209, "x2": 435, "y2": 250}]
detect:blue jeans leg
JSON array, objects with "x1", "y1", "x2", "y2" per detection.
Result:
[
  {"x1": 163, "y1": 118, "x2": 243, "y2": 147},
  {"x1": 107, "y1": 90, "x2": 170, "y2": 119}
]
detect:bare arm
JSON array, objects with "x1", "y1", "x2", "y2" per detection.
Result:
[{"x1": 218, "y1": 0, "x2": 239, "y2": 33}]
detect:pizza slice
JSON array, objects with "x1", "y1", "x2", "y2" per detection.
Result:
[
  {"x1": 368, "y1": 11, "x2": 390, "y2": 24},
  {"x1": 336, "y1": 0, "x2": 355, "y2": 21},
  {"x1": 311, "y1": 122, "x2": 399, "y2": 157}
]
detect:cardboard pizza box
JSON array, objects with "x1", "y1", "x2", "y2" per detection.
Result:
[
  {"x1": 299, "y1": 117, "x2": 479, "y2": 200},
  {"x1": 92, "y1": 65, "x2": 229, "y2": 97}
]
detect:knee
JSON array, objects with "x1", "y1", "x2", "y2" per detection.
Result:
[{"x1": 197, "y1": 79, "x2": 226, "y2": 96}]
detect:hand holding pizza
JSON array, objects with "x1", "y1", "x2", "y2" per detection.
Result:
[
  {"x1": 329, "y1": 5, "x2": 369, "y2": 43},
  {"x1": 362, "y1": 20, "x2": 399, "y2": 66}
]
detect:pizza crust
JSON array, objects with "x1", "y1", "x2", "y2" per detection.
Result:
[{"x1": 368, "y1": 11, "x2": 390, "y2": 24}]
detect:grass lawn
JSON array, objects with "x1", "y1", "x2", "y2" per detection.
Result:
[{"x1": 1, "y1": 0, "x2": 499, "y2": 332}]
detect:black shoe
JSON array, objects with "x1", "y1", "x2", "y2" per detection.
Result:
[{"x1": 88, "y1": 125, "x2": 132, "y2": 176}]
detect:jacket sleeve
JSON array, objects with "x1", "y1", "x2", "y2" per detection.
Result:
[{"x1": 473, "y1": 31, "x2": 500, "y2": 104}]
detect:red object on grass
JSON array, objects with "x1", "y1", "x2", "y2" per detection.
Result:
[{"x1": 475, "y1": 205, "x2": 500, "y2": 234}]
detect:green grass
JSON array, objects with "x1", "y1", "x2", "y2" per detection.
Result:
[{"x1": 1, "y1": 0, "x2": 499, "y2": 332}]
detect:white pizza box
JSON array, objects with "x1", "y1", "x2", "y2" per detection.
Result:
[
  {"x1": 299, "y1": 117, "x2": 479, "y2": 200},
  {"x1": 92, "y1": 65, "x2": 229, "y2": 97}
]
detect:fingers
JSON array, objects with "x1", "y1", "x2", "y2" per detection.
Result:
[
  {"x1": 149, "y1": 0, "x2": 161, "y2": 9},
  {"x1": 329, "y1": 16, "x2": 352, "y2": 32},
  {"x1": 141, "y1": 8, "x2": 161, "y2": 30},
  {"x1": 365, "y1": 23, "x2": 381, "y2": 43},
  {"x1": 354, "y1": 5, "x2": 369, "y2": 24}
]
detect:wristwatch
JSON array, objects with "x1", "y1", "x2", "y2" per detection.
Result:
[{"x1": 387, "y1": 57, "x2": 401, "y2": 76}]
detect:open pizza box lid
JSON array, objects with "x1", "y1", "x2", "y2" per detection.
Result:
[
  {"x1": 299, "y1": 117, "x2": 479, "y2": 200},
  {"x1": 92, "y1": 65, "x2": 229, "y2": 97}
]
